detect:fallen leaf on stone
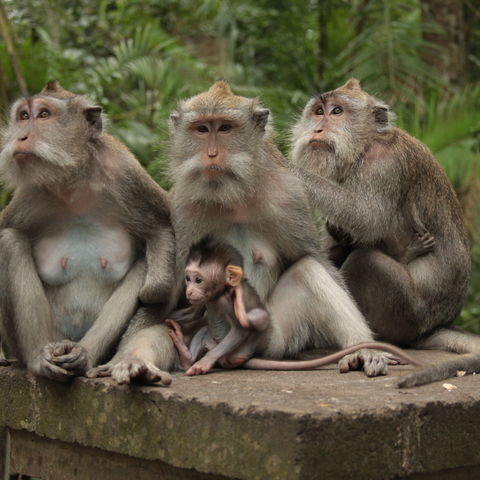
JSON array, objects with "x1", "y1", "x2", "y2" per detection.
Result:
[
  {"x1": 442, "y1": 383, "x2": 457, "y2": 391},
  {"x1": 456, "y1": 370, "x2": 466, "y2": 377}
]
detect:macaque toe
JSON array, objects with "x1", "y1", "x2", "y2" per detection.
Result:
[
  {"x1": 85, "y1": 364, "x2": 113, "y2": 378},
  {"x1": 338, "y1": 349, "x2": 388, "y2": 377},
  {"x1": 112, "y1": 358, "x2": 171, "y2": 386},
  {"x1": 186, "y1": 362, "x2": 210, "y2": 376}
]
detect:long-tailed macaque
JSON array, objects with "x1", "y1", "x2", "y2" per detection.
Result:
[
  {"x1": 167, "y1": 237, "x2": 423, "y2": 375},
  {"x1": 291, "y1": 79, "x2": 473, "y2": 388},
  {"x1": 0, "y1": 81, "x2": 175, "y2": 383},
  {"x1": 139, "y1": 79, "x2": 401, "y2": 380}
]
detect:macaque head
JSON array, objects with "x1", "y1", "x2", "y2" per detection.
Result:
[
  {"x1": 291, "y1": 79, "x2": 393, "y2": 179},
  {"x1": 185, "y1": 237, "x2": 245, "y2": 304},
  {"x1": 168, "y1": 81, "x2": 271, "y2": 206},
  {"x1": 0, "y1": 81, "x2": 104, "y2": 189}
]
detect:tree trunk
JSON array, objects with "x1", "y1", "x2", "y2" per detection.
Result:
[
  {"x1": 0, "y1": 0, "x2": 28, "y2": 96},
  {"x1": 421, "y1": 0, "x2": 467, "y2": 90}
]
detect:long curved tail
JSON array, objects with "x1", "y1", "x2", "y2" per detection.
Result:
[
  {"x1": 398, "y1": 327, "x2": 480, "y2": 388},
  {"x1": 398, "y1": 353, "x2": 480, "y2": 388}
]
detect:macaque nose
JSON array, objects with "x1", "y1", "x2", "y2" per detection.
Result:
[
  {"x1": 18, "y1": 135, "x2": 28, "y2": 141},
  {"x1": 208, "y1": 149, "x2": 218, "y2": 158},
  {"x1": 314, "y1": 126, "x2": 323, "y2": 133}
]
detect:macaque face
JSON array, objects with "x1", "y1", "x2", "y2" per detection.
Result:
[
  {"x1": 291, "y1": 93, "x2": 363, "y2": 180},
  {"x1": 0, "y1": 94, "x2": 99, "y2": 189},
  {"x1": 189, "y1": 116, "x2": 240, "y2": 181},
  {"x1": 184, "y1": 262, "x2": 224, "y2": 305}
]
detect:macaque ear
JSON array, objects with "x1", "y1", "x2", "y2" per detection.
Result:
[
  {"x1": 373, "y1": 106, "x2": 388, "y2": 125},
  {"x1": 84, "y1": 107, "x2": 103, "y2": 138},
  {"x1": 170, "y1": 112, "x2": 180, "y2": 126},
  {"x1": 42, "y1": 80, "x2": 62, "y2": 93},
  {"x1": 342, "y1": 78, "x2": 361, "y2": 91},
  {"x1": 226, "y1": 265, "x2": 243, "y2": 287},
  {"x1": 253, "y1": 108, "x2": 270, "y2": 130}
]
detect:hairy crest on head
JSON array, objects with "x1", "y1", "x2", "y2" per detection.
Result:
[{"x1": 291, "y1": 78, "x2": 472, "y2": 388}]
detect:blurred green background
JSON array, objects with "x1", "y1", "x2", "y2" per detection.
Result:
[{"x1": 0, "y1": 0, "x2": 479, "y2": 329}]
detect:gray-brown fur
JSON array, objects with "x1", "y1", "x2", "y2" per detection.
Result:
[
  {"x1": 291, "y1": 78, "x2": 472, "y2": 387},
  {"x1": 0, "y1": 82, "x2": 175, "y2": 383},
  {"x1": 166, "y1": 81, "x2": 395, "y2": 379},
  {"x1": 167, "y1": 237, "x2": 271, "y2": 375}
]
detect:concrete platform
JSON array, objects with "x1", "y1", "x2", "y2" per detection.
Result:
[{"x1": 1, "y1": 349, "x2": 480, "y2": 480}]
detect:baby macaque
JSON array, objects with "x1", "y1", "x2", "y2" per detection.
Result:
[
  {"x1": 167, "y1": 237, "x2": 270, "y2": 375},
  {"x1": 167, "y1": 238, "x2": 423, "y2": 376}
]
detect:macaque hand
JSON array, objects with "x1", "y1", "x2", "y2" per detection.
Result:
[
  {"x1": 110, "y1": 358, "x2": 172, "y2": 386},
  {"x1": 47, "y1": 340, "x2": 90, "y2": 375},
  {"x1": 186, "y1": 359, "x2": 215, "y2": 376},
  {"x1": 28, "y1": 344, "x2": 77, "y2": 382},
  {"x1": 338, "y1": 349, "x2": 389, "y2": 377}
]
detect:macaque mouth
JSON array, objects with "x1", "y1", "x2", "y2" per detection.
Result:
[
  {"x1": 308, "y1": 139, "x2": 334, "y2": 152},
  {"x1": 13, "y1": 151, "x2": 40, "y2": 162},
  {"x1": 203, "y1": 164, "x2": 227, "y2": 179}
]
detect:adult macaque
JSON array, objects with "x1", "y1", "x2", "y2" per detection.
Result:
[
  {"x1": 0, "y1": 81, "x2": 175, "y2": 383},
  {"x1": 291, "y1": 79, "x2": 473, "y2": 388},
  {"x1": 159, "y1": 80, "x2": 398, "y2": 379},
  {"x1": 167, "y1": 237, "x2": 423, "y2": 375}
]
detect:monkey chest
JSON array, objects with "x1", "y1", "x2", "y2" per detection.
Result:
[
  {"x1": 218, "y1": 228, "x2": 282, "y2": 301},
  {"x1": 33, "y1": 215, "x2": 135, "y2": 286}
]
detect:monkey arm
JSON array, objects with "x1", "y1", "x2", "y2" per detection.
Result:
[
  {"x1": 139, "y1": 226, "x2": 176, "y2": 305},
  {"x1": 168, "y1": 305, "x2": 206, "y2": 325},
  {"x1": 52, "y1": 259, "x2": 147, "y2": 372},
  {"x1": 295, "y1": 166, "x2": 401, "y2": 243}
]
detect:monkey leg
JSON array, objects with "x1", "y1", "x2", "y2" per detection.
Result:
[
  {"x1": 264, "y1": 256, "x2": 390, "y2": 377},
  {"x1": 166, "y1": 319, "x2": 193, "y2": 370},
  {"x1": 86, "y1": 307, "x2": 176, "y2": 385},
  {"x1": 186, "y1": 326, "x2": 250, "y2": 376},
  {"x1": 341, "y1": 248, "x2": 428, "y2": 346},
  {"x1": 0, "y1": 229, "x2": 73, "y2": 380}
]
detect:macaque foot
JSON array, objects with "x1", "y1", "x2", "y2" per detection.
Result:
[
  {"x1": 404, "y1": 233, "x2": 435, "y2": 263},
  {"x1": 85, "y1": 363, "x2": 113, "y2": 378},
  {"x1": 110, "y1": 358, "x2": 172, "y2": 386},
  {"x1": 0, "y1": 358, "x2": 10, "y2": 367},
  {"x1": 166, "y1": 319, "x2": 193, "y2": 370},
  {"x1": 47, "y1": 340, "x2": 90, "y2": 375},
  {"x1": 218, "y1": 355, "x2": 249, "y2": 369},
  {"x1": 186, "y1": 359, "x2": 214, "y2": 376},
  {"x1": 338, "y1": 349, "x2": 388, "y2": 377}
]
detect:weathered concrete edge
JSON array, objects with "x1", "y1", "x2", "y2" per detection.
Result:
[{"x1": 1, "y1": 367, "x2": 480, "y2": 480}]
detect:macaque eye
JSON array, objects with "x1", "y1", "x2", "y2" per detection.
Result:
[
  {"x1": 218, "y1": 123, "x2": 232, "y2": 132},
  {"x1": 332, "y1": 106, "x2": 343, "y2": 115},
  {"x1": 315, "y1": 106, "x2": 324, "y2": 115},
  {"x1": 19, "y1": 111, "x2": 29, "y2": 120},
  {"x1": 38, "y1": 109, "x2": 51, "y2": 119},
  {"x1": 185, "y1": 275, "x2": 191, "y2": 282},
  {"x1": 194, "y1": 276, "x2": 203, "y2": 284},
  {"x1": 196, "y1": 125, "x2": 209, "y2": 133}
]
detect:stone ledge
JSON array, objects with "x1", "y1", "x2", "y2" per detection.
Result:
[{"x1": 1, "y1": 349, "x2": 480, "y2": 480}]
